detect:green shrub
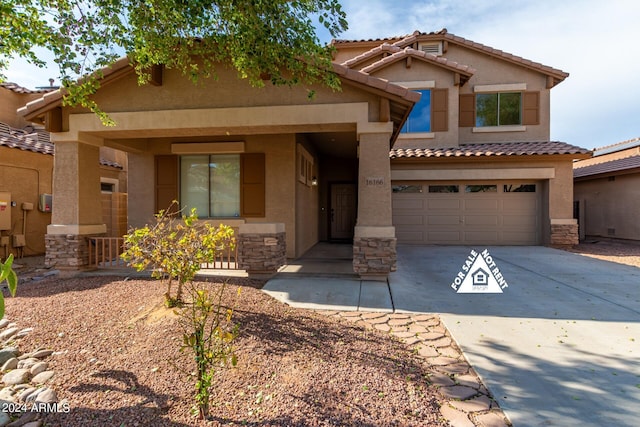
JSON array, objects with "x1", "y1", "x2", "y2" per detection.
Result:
[
  {"x1": 121, "y1": 202, "x2": 235, "y2": 305},
  {"x1": 0, "y1": 254, "x2": 18, "y2": 319}
]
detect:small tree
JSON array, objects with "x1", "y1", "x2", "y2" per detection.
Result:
[
  {"x1": 121, "y1": 202, "x2": 235, "y2": 306},
  {"x1": 0, "y1": 254, "x2": 18, "y2": 320},
  {"x1": 121, "y1": 202, "x2": 239, "y2": 418},
  {"x1": 179, "y1": 283, "x2": 239, "y2": 420}
]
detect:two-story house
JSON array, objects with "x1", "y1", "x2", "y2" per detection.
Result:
[{"x1": 16, "y1": 29, "x2": 589, "y2": 277}]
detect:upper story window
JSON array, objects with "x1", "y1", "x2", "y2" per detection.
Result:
[
  {"x1": 459, "y1": 84, "x2": 539, "y2": 130},
  {"x1": 401, "y1": 89, "x2": 431, "y2": 133},
  {"x1": 476, "y1": 92, "x2": 521, "y2": 127}
]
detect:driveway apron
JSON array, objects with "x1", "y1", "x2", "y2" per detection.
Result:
[{"x1": 390, "y1": 245, "x2": 640, "y2": 427}]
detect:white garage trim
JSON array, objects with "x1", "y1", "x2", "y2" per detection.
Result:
[{"x1": 391, "y1": 168, "x2": 555, "y2": 181}]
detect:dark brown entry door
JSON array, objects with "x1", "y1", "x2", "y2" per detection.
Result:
[{"x1": 330, "y1": 183, "x2": 356, "y2": 240}]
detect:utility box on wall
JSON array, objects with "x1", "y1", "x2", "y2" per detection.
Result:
[
  {"x1": 39, "y1": 194, "x2": 52, "y2": 213},
  {"x1": 0, "y1": 192, "x2": 10, "y2": 231}
]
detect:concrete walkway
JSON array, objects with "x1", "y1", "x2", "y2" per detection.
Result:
[{"x1": 263, "y1": 245, "x2": 640, "y2": 427}]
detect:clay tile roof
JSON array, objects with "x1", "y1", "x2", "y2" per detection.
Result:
[
  {"x1": 334, "y1": 29, "x2": 568, "y2": 85},
  {"x1": 390, "y1": 141, "x2": 591, "y2": 159},
  {"x1": 0, "y1": 122, "x2": 123, "y2": 169},
  {"x1": 358, "y1": 45, "x2": 475, "y2": 78},
  {"x1": 0, "y1": 82, "x2": 55, "y2": 94},
  {"x1": 0, "y1": 122, "x2": 54, "y2": 155},
  {"x1": 332, "y1": 63, "x2": 421, "y2": 103},
  {"x1": 573, "y1": 155, "x2": 640, "y2": 178}
]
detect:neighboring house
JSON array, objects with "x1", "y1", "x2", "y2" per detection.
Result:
[
  {"x1": 1, "y1": 83, "x2": 128, "y2": 258},
  {"x1": 573, "y1": 138, "x2": 640, "y2": 241},
  {"x1": 17, "y1": 29, "x2": 590, "y2": 278}
]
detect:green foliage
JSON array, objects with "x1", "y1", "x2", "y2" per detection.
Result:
[
  {"x1": 0, "y1": 254, "x2": 18, "y2": 320},
  {"x1": 179, "y1": 284, "x2": 239, "y2": 420},
  {"x1": 0, "y1": 0, "x2": 348, "y2": 124},
  {"x1": 120, "y1": 201, "x2": 236, "y2": 304}
]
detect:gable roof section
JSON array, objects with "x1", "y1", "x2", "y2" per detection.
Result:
[
  {"x1": 591, "y1": 137, "x2": 640, "y2": 157},
  {"x1": 341, "y1": 43, "x2": 475, "y2": 84},
  {"x1": 334, "y1": 29, "x2": 569, "y2": 87},
  {"x1": 19, "y1": 57, "x2": 421, "y2": 126},
  {"x1": 390, "y1": 141, "x2": 591, "y2": 159},
  {"x1": 574, "y1": 155, "x2": 640, "y2": 178}
]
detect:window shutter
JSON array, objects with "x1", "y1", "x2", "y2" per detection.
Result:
[
  {"x1": 431, "y1": 88, "x2": 448, "y2": 132},
  {"x1": 154, "y1": 155, "x2": 178, "y2": 213},
  {"x1": 459, "y1": 94, "x2": 475, "y2": 127},
  {"x1": 241, "y1": 153, "x2": 265, "y2": 217},
  {"x1": 522, "y1": 91, "x2": 540, "y2": 125}
]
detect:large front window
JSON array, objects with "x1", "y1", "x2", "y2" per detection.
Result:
[
  {"x1": 401, "y1": 89, "x2": 431, "y2": 133},
  {"x1": 180, "y1": 154, "x2": 240, "y2": 218},
  {"x1": 476, "y1": 92, "x2": 521, "y2": 127}
]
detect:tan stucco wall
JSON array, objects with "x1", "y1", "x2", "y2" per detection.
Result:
[
  {"x1": 294, "y1": 137, "x2": 319, "y2": 257},
  {"x1": 445, "y1": 44, "x2": 551, "y2": 143},
  {"x1": 126, "y1": 153, "x2": 156, "y2": 229},
  {"x1": 51, "y1": 141, "x2": 103, "y2": 226},
  {"x1": 574, "y1": 173, "x2": 640, "y2": 240},
  {"x1": 0, "y1": 147, "x2": 53, "y2": 255},
  {"x1": 0, "y1": 89, "x2": 42, "y2": 128},
  {"x1": 370, "y1": 60, "x2": 460, "y2": 148}
]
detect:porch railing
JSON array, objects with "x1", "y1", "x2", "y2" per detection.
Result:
[
  {"x1": 86, "y1": 237, "x2": 240, "y2": 270},
  {"x1": 87, "y1": 237, "x2": 126, "y2": 268}
]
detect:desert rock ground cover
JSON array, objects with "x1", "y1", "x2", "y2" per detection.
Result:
[{"x1": 4, "y1": 276, "x2": 448, "y2": 426}]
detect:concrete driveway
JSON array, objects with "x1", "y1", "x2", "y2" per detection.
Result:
[{"x1": 391, "y1": 245, "x2": 640, "y2": 427}]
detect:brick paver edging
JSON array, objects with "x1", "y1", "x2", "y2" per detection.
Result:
[{"x1": 321, "y1": 311, "x2": 512, "y2": 427}]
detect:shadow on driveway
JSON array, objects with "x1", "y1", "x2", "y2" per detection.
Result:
[{"x1": 390, "y1": 245, "x2": 640, "y2": 426}]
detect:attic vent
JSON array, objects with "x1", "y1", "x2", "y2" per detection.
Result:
[{"x1": 418, "y1": 42, "x2": 442, "y2": 56}]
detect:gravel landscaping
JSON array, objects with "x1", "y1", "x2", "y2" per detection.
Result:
[
  {"x1": 3, "y1": 276, "x2": 448, "y2": 426},
  {"x1": 2, "y1": 237, "x2": 637, "y2": 426}
]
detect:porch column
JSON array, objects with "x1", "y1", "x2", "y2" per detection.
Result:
[
  {"x1": 353, "y1": 124, "x2": 397, "y2": 280},
  {"x1": 548, "y1": 163, "x2": 578, "y2": 246},
  {"x1": 45, "y1": 141, "x2": 106, "y2": 269}
]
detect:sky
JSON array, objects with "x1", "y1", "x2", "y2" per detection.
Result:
[{"x1": 5, "y1": 0, "x2": 640, "y2": 149}]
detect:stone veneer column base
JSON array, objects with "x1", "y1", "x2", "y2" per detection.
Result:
[
  {"x1": 45, "y1": 233, "x2": 102, "y2": 270},
  {"x1": 238, "y1": 223, "x2": 286, "y2": 279},
  {"x1": 550, "y1": 222, "x2": 579, "y2": 247},
  {"x1": 353, "y1": 226, "x2": 397, "y2": 280}
]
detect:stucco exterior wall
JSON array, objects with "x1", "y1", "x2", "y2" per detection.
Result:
[
  {"x1": 371, "y1": 61, "x2": 460, "y2": 148},
  {"x1": 0, "y1": 147, "x2": 53, "y2": 255},
  {"x1": 574, "y1": 173, "x2": 640, "y2": 241},
  {"x1": 0, "y1": 89, "x2": 42, "y2": 128},
  {"x1": 294, "y1": 137, "x2": 319, "y2": 257}
]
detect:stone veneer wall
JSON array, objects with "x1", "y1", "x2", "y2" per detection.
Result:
[
  {"x1": 45, "y1": 234, "x2": 102, "y2": 269},
  {"x1": 238, "y1": 232, "x2": 286, "y2": 275},
  {"x1": 550, "y1": 223, "x2": 579, "y2": 246},
  {"x1": 353, "y1": 237, "x2": 397, "y2": 276}
]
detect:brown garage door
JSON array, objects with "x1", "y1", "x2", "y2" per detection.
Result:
[{"x1": 392, "y1": 182, "x2": 540, "y2": 245}]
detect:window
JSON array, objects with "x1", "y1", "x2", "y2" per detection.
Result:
[
  {"x1": 465, "y1": 185, "x2": 497, "y2": 193},
  {"x1": 504, "y1": 184, "x2": 536, "y2": 193},
  {"x1": 476, "y1": 92, "x2": 521, "y2": 127},
  {"x1": 180, "y1": 154, "x2": 240, "y2": 217},
  {"x1": 429, "y1": 185, "x2": 459, "y2": 193},
  {"x1": 402, "y1": 89, "x2": 431, "y2": 133},
  {"x1": 392, "y1": 185, "x2": 423, "y2": 193}
]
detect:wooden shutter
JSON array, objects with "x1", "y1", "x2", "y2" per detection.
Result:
[
  {"x1": 155, "y1": 155, "x2": 178, "y2": 213},
  {"x1": 522, "y1": 91, "x2": 540, "y2": 125},
  {"x1": 241, "y1": 153, "x2": 265, "y2": 217},
  {"x1": 431, "y1": 88, "x2": 448, "y2": 132},
  {"x1": 459, "y1": 93, "x2": 475, "y2": 127}
]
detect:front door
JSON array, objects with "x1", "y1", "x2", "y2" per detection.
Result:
[{"x1": 330, "y1": 183, "x2": 357, "y2": 240}]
